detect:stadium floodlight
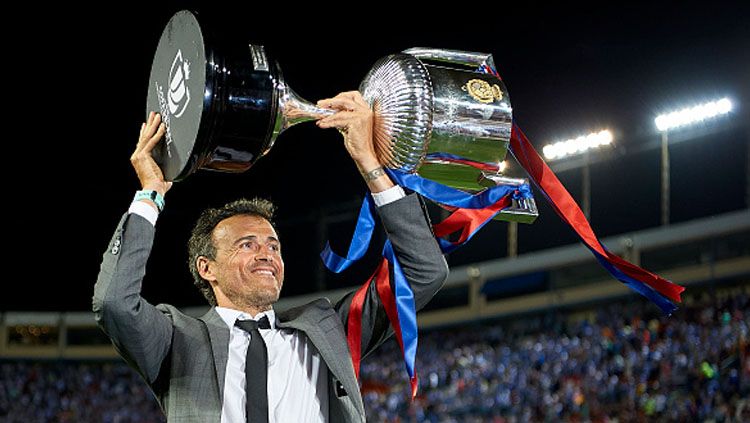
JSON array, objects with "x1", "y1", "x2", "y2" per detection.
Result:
[
  {"x1": 540, "y1": 129, "x2": 612, "y2": 220},
  {"x1": 654, "y1": 97, "x2": 734, "y2": 226},
  {"x1": 655, "y1": 98, "x2": 733, "y2": 132},
  {"x1": 542, "y1": 129, "x2": 613, "y2": 161}
]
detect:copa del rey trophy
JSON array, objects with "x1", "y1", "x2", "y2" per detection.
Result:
[
  {"x1": 146, "y1": 10, "x2": 537, "y2": 223},
  {"x1": 145, "y1": 11, "x2": 686, "y2": 389}
]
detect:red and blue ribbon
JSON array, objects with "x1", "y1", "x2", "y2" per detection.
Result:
[
  {"x1": 322, "y1": 169, "x2": 529, "y2": 397},
  {"x1": 323, "y1": 61, "x2": 683, "y2": 398},
  {"x1": 509, "y1": 123, "x2": 684, "y2": 313},
  {"x1": 480, "y1": 62, "x2": 684, "y2": 312},
  {"x1": 479, "y1": 63, "x2": 501, "y2": 79}
]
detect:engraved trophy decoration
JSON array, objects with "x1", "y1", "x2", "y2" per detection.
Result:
[{"x1": 147, "y1": 10, "x2": 537, "y2": 223}]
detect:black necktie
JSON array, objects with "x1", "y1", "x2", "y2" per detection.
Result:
[{"x1": 235, "y1": 316, "x2": 271, "y2": 423}]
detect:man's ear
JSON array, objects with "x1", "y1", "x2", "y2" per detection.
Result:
[{"x1": 196, "y1": 256, "x2": 217, "y2": 282}]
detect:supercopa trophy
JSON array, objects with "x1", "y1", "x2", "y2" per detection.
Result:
[{"x1": 146, "y1": 10, "x2": 537, "y2": 223}]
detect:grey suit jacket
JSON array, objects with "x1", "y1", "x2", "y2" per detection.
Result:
[{"x1": 93, "y1": 193, "x2": 448, "y2": 422}]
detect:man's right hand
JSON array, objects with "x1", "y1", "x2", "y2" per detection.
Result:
[{"x1": 130, "y1": 112, "x2": 172, "y2": 202}]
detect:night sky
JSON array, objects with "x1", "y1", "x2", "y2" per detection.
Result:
[{"x1": 12, "y1": 2, "x2": 748, "y2": 311}]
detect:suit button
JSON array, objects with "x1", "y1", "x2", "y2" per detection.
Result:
[
  {"x1": 335, "y1": 380, "x2": 347, "y2": 397},
  {"x1": 111, "y1": 236, "x2": 122, "y2": 254}
]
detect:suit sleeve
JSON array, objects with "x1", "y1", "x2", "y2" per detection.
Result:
[
  {"x1": 92, "y1": 213, "x2": 174, "y2": 384},
  {"x1": 334, "y1": 192, "x2": 448, "y2": 358}
]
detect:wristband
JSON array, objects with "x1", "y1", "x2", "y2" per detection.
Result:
[
  {"x1": 134, "y1": 190, "x2": 165, "y2": 212},
  {"x1": 361, "y1": 166, "x2": 385, "y2": 182}
]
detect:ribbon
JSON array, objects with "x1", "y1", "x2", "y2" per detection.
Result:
[
  {"x1": 326, "y1": 61, "x2": 683, "y2": 398},
  {"x1": 477, "y1": 61, "x2": 683, "y2": 311},
  {"x1": 509, "y1": 123, "x2": 684, "y2": 313},
  {"x1": 385, "y1": 168, "x2": 531, "y2": 210},
  {"x1": 380, "y1": 241, "x2": 419, "y2": 397},
  {"x1": 320, "y1": 195, "x2": 377, "y2": 273},
  {"x1": 323, "y1": 175, "x2": 524, "y2": 398},
  {"x1": 479, "y1": 63, "x2": 501, "y2": 79},
  {"x1": 433, "y1": 195, "x2": 513, "y2": 254}
]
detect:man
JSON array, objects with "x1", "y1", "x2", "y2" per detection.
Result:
[{"x1": 93, "y1": 91, "x2": 448, "y2": 422}]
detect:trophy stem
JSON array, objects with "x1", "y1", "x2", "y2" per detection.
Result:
[
  {"x1": 271, "y1": 83, "x2": 334, "y2": 140},
  {"x1": 263, "y1": 81, "x2": 335, "y2": 155}
]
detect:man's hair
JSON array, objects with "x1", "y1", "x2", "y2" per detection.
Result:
[{"x1": 188, "y1": 198, "x2": 276, "y2": 306}]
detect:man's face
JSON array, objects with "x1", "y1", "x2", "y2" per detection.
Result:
[{"x1": 207, "y1": 215, "x2": 285, "y2": 308}]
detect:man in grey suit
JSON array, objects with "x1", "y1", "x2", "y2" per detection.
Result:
[{"x1": 94, "y1": 91, "x2": 449, "y2": 422}]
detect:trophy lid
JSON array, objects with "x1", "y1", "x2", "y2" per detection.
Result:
[{"x1": 146, "y1": 10, "x2": 207, "y2": 181}]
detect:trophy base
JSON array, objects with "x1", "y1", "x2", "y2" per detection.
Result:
[
  {"x1": 479, "y1": 173, "x2": 538, "y2": 224},
  {"x1": 420, "y1": 163, "x2": 538, "y2": 224}
]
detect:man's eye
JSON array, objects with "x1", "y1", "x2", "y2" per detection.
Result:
[
  {"x1": 240, "y1": 241, "x2": 256, "y2": 250},
  {"x1": 269, "y1": 244, "x2": 280, "y2": 252}
]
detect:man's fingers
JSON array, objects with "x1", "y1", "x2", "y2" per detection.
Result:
[
  {"x1": 135, "y1": 123, "x2": 146, "y2": 149},
  {"x1": 317, "y1": 99, "x2": 350, "y2": 111},
  {"x1": 143, "y1": 113, "x2": 161, "y2": 136},
  {"x1": 353, "y1": 95, "x2": 368, "y2": 108},
  {"x1": 316, "y1": 111, "x2": 355, "y2": 129},
  {"x1": 139, "y1": 113, "x2": 162, "y2": 143},
  {"x1": 318, "y1": 98, "x2": 358, "y2": 111},
  {"x1": 338, "y1": 91, "x2": 368, "y2": 108},
  {"x1": 134, "y1": 122, "x2": 148, "y2": 152},
  {"x1": 318, "y1": 91, "x2": 369, "y2": 112},
  {"x1": 136, "y1": 117, "x2": 154, "y2": 151},
  {"x1": 143, "y1": 123, "x2": 166, "y2": 153},
  {"x1": 337, "y1": 91, "x2": 361, "y2": 100},
  {"x1": 150, "y1": 113, "x2": 162, "y2": 130}
]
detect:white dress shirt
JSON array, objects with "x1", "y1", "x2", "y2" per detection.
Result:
[{"x1": 215, "y1": 307, "x2": 328, "y2": 423}]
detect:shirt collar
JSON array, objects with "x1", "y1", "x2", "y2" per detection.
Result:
[{"x1": 215, "y1": 306, "x2": 276, "y2": 330}]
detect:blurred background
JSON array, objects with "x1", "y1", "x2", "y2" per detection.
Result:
[{"x1": 3, "y1": 0, "x2": 748, "y2": 421}]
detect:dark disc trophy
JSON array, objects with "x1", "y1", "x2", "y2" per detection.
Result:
[{"x1": 146, "y1": 10, "x2": 536, "y2": 223}]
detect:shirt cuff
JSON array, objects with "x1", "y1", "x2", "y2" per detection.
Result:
[
  {"x1": 128, "y1": 200, "x2": 159, "y2": 226},
  {"x1": 371, "y1": 185, "x2": 406, "y2": 207}
]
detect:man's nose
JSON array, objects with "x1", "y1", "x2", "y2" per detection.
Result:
[{"x1": 254, "y1": 247, "x2": 275, "y2": 261}]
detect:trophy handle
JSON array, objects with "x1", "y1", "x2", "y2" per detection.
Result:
[{"x1": 402, "y1": 47, "x2": 497, "y2": 72}]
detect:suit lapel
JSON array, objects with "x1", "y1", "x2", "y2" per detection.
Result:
[
  {"x1": 199, "y1": 307, "x2": 230, "y2": 402},
  {"x1": 276, "y1": 299, "x2": 365, "y2": 418}
]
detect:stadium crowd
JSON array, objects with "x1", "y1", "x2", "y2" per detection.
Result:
[
  {"x1": 1, "y1": 290, "x2": 747, "y2": 422},
  {"x1": 361, "y1": 291, "x2": 750, "y2": 422}
]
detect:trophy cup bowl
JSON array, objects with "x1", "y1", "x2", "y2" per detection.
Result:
[{"x1": 146, "y1": 10, "x2": 537, "y2": 223}]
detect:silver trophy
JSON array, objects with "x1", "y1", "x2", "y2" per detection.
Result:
[{"x1": 147, "y1": 10, "x2": 537, "y2": 223}]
